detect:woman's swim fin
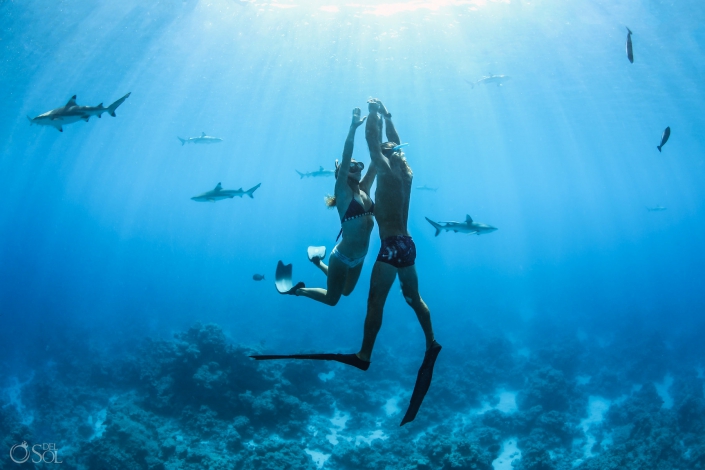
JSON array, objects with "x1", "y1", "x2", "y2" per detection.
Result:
[{"x1": 275, "y1": 261, "x2": 305, "y2": 294}]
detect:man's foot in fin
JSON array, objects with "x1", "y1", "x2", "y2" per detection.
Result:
[
  {"x1": 400, "y1": 341, "x2": 442, "y2": 426},
  {"x1": 307, "y1": 246, "x2": 327, "y2": 266},
  {"x1": 250, "y1": 352, "x2": 370, "y2": 371},
  {"x1": 275, "y1": 261, "x2": 305, "y2": 295}
]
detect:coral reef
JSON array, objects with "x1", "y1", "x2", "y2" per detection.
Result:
[{"x1": 1, "y1": 321, "x2": 704, "y2": 469}]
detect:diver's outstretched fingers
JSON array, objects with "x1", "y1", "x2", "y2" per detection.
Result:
[{"x1": 400, "y1": 341, "x2": 442, "y2": 426}]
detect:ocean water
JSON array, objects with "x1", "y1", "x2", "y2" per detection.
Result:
[{"x1": 1, "y1": 0, "x2": 704, "y2": 468}]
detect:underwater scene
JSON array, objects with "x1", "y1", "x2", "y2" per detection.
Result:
[{"x1": 1, "y1": 0, "x2": 705, "y2": 468}]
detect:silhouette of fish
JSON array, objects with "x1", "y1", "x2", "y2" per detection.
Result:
[
  {"x1": 657, "y1": 127, "x2": 670, "y2": 152},
  {"x1": 626, "y1": 27, "x2": 634, "y2": 63},
  {"x1": 253, "y1": 274, "x2": 265, "y2": 281}
]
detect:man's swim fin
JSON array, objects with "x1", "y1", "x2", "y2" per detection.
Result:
[
  {"x1": 400, "y1": 341, "x2": 442, "y2": 426},
  {"x1": 250, "y1": 352, "x2": 370, "y2": 371},
  {"x1": 275, "y1": 260, "x2": 305, "y2": 295}
]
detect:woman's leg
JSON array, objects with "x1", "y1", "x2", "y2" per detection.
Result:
[
  {"x1": 341, "y1": 262, "x2": 364, "y2": 296},
  {"x1": 296, "y1": 254, "x2": 348, "y2": 306},
  {"x1": 312, "y1": 258, "x2": 329, "y2": 276}
]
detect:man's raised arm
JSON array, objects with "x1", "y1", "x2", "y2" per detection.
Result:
[
  {"x1": 370, "y1": 99, "x2": 400, "y2": 145},
  {"x1": 366, "y1": 104, "x2": 390, "y2": 174}
]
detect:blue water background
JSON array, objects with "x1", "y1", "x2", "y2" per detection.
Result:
[{"x1": 1, "y1": 0, "x2": 704, "y2": 366}]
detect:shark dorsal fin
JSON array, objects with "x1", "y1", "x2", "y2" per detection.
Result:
[
  {"x1": 214, "y1": 182, "x2": 222, "y2": 191},
  {"x1": 466, "y1": 214, "x2": 474, "y2": 224},
  {"x1": 201, "y1": 132, "x2": 206, "y2": 137},
  {"x1": 319, "y1": 166, "x2": 324, "y2": 171},
  {"x1": 66, "y1": 95, "x2": 77, "y2": 107}
]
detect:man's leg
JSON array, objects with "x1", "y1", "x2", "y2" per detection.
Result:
[
  {"x1": 397, "y1": 264, "x2": 441, "y2": 426},
  {"x1": 398, "y1": 265, "x2": 435, "y2": 350},
  {"x1": 357, "y1": 261, "x2": 397, "y2": 361}
]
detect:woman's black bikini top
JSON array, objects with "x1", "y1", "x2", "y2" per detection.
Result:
[
  {"x1": 337, "y1": 197, "x2": 374, "y2": 241},
  {"x1": 341, "y1": 198, "x2": 375, "y2": 223}
]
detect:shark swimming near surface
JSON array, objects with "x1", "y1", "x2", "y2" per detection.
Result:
[
  {"x1": 295, "y1": 166, "x2": 335, "y2": 178},
  {"x1": 465, "y1": 74, "x2": 511, "y2": 89},
  {"x1": 416, "y1": 185, "x2": 438, "y2": 192},
  {"x1": 646, "y1": 206, "x2": 667, "y2": 212},
  {"x1": 178, "y1": 132, "x2": 223, "y2": 146},
  {"x1": 626, "y1": 27, "x2": 634, "y2": 63},
  {"x1": 425, "y1": 215, "x2": 497, "y2": 237},
  {"x1": 191, "y1": 182, "x2": 261, "y2": 202},
  {"x1": 27, "y1": 92, "x2": 131, "y2": 132}
]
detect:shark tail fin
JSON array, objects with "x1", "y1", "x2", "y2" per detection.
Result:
[
  {"x1": 107, "y1": 92, "x2": 131, "y2": 117},
  {"x1": 178, "y1": 137, "x2": 187, "y2": 146},
  {"x1": 296, "y1": 170, "x2": 305, "y2": 179},
  {"x1": 246, "y1": 183, "x2": 261, "y2": 198},
  {"x1": 425, "y1": 217, "x2": 442, "y2": 237},
  {"x1": 27, "y1": 115, "x2": 33, "y2": 126},
  {"x1": 657, "y1": 145, "x2": 662, "y2": 152}
]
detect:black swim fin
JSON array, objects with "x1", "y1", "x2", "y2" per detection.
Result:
[
  {"x1": 250, "y1": 353, "x2": 370, "y2": 371},
  {"x1": 275, "y1": 260, "x2": 305, "y2": 295},
  {"x1": 400, "y1": 341, "x2": 442, "y2": 426}
]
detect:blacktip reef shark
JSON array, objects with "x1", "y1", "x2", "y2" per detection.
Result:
[
  {"x1": 295, "y1": 166, "x2": 335, "y2": 179},
  {"x1": 465, "y1": 73, "x2": 511, "y2": 89},
  {"x1": 646, "y1": 205, "x2": 667, "y2": 212},
  {"x1": 416, "y1": 185, "x2": 438, "y2": 192},
  {"x1": 425, "y1": 215, "x2": 498, "y2": 237},
  {"x1": 191, "y1": 182, "x2": 261, "y2": 202},
  {"x1": 178, "y1": 132, "x2": 224, "y2": 146},
  {"x1": 27, "y1": 92, "x2": 131, "y2": 132}
]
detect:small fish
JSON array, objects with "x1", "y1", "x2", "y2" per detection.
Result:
[
  {"x1": 657, "y1": 127, "x2": 670, "y2": 152},
  {"x1": 253, "y1": 274, "x2": 265, "y2": 281},
  {"x1": 646, "y1": 206, "x2": 667, "y2": 212},
  {"x1": 416, "y1": 185, "x2": 438, "y2": 192},
  {"x1": 626, "y1": 27, "x2": 634, "y2": 63}
]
